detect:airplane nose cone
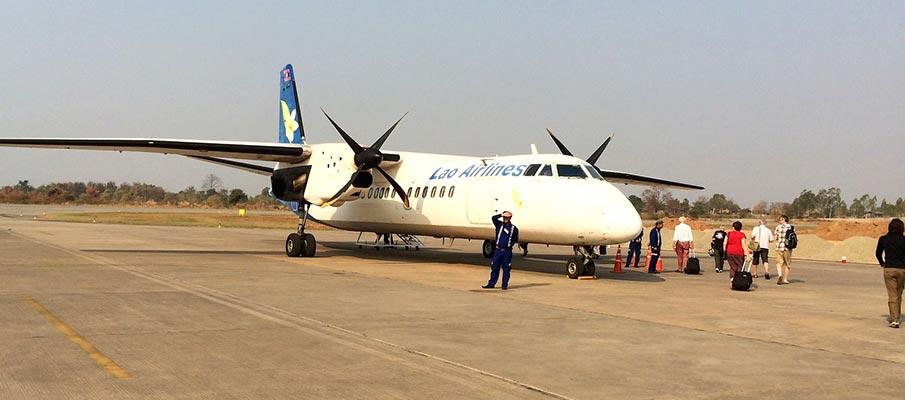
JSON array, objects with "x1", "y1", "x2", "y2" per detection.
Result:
[{"x1": 603, "y1": 206, "x2": 642, "y2": 243}]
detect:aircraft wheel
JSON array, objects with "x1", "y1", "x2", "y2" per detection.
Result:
[
  {"x1": 482, "y1": 240, "x2": 495, "y2": 259},
  {"x1": 583, "y1": 260, "x2": 596, "y2": 276},
  {"x1": 302, "y1": 233, "x2": 317, "y2": 257},
  {"x1": 566, "y1": 257, "x2": 582, "y2": 279},
  {"x1": 286, "y1": 233, "x2": 303, "y2": 257}
]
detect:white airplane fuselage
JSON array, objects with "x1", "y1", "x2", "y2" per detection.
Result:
[{"x1": 291, "y1": 143, "x2": 643, "y2": 246}]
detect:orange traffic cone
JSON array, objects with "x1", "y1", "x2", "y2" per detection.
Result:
[
  {"x1": 612, "y1": 244, "x2": 624, "y2": 273},
  {"x1": 643, "y1": 248, "x2": 651, "y2": 269},
  {"x1": 656, "y1": 257, "x2": 663, "y2": 272}
]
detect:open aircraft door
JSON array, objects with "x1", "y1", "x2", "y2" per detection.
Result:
[{"x1": 466, "y1": 179, "x2": 498, "y2": 224}]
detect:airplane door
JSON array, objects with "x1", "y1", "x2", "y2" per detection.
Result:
[{"x1": 466, "y1": 179, "x2": 498, "y2": 224}]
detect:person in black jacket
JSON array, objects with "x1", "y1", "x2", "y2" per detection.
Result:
[{"x1": 876, "y1": 218, "x2": 905, "y2": 329}]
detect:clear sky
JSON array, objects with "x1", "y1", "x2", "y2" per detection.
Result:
[{"x1": 1, "y1": 1, "x2": 903, "y2": 207}]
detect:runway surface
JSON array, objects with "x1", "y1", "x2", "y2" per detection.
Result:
[{"x1": 1, "y1": 206, "x2": 902, "y2": 399}]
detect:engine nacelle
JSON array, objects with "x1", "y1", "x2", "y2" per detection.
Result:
[{"x1": 271, "y1": 166, "x2": 311, "y2": 202}]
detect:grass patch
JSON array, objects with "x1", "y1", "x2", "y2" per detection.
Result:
[{"x1": 43, "y1": 212, "x2": 332, "y2": 230}]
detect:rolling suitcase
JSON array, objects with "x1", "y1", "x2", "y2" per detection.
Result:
[
  {"x1": 685, "y1": 249, "x2": 701, "y2": 274},
  {"x1": 732, "y1": 258, "x2": 753, "y2": 291}
]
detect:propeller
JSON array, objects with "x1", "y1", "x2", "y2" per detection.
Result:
[
  {"x1": 321, "y1": 109, "x2": 410, "y2": 208},
  {"x1": 546, "y1": 128, "x2": 614, "y2": 171}
]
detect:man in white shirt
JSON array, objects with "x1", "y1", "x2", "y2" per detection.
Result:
[
  {"x1": 672, "y1": 216, "x2": 694, "y2": 273},
  {"x1": 751, "y1": 219, "x2": 774, "y2": 280}
]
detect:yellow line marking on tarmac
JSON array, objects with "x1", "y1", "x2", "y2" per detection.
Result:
[{"x1": 24, "y1": 296, "x2": 131, "y2": 379}]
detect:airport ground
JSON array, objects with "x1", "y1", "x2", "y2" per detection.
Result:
[{"x1": 1, "y1": 205, "x2": 902, "y2": 399}]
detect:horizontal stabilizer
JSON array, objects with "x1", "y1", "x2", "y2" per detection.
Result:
[
  {"x1": 0, "y1": 138, "x2": 311, "y2": 163},
  {"x1": 601, "y1": 170, "x2": 704, "y2": 190}
]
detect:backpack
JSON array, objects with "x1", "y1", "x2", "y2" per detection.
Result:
[{"x1": 784, "y1": 225, "x2": 798, "y2": 250}]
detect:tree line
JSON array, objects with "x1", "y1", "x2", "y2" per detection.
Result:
[
  {"x1": 0, "y1": 175, "x2": 281, "y2": 209},
  {"x1": 633, "y1": 187, "x2": 905, "y2": 219},
  {"x1": 3, "y1": 177, "x2": 903, "y2": 219}
]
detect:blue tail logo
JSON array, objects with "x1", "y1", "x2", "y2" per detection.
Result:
[{"x1": 279, "y1": 64, "x2": 305, "y2": 144}]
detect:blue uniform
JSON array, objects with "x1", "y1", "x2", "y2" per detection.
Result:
[
  {"x1": 487, "y1": 213, "x2": 519, "y2": 288},
  {"x1": 648, "y1": 226, "x2": 662, "y2": 273},
  {"x1": 626, "y1": 228, "x2": 644, "y2": 267}
]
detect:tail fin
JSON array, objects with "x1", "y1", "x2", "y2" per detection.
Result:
[{"x1": 279, "y1": 64, "x2": 305, "y2": 144}]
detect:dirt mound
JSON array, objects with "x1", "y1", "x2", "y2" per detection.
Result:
[
  {"x1": 660, "y1": 217, "x2": 710, "y2": 231},
  {"x1": 798, "y1": 220, "x2": 887, "y2": 241}
]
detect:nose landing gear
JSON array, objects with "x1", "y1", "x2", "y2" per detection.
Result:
[{"x1": 566, "y1": 245, "x2": 596, "y2": 279}]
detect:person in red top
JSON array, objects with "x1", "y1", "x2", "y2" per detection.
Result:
[{"x1": 723, "y1": 221, "x2": 752, "y2": 281}]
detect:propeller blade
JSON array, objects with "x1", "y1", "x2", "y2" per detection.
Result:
[
  {"x1": 321, "y1": 170, "x2": 360, "y2": 208},
  {"x1": 586, "y1": 133, "x2": 614, "y2": 165},
  {"x1": 546, "y1": 128, "x2": 573, "y2": 156},
  {"x1": 371, "y1": 112, "x2": 408, "y2": 151},
  {"x1": 375, "y1": 166, "x2": 411, "y2": 209},
  {"x1": 321, "y1": 109, "x2": 364, "y2": 154}
]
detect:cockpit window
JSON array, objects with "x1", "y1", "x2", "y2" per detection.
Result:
[
  {"x1": 538, "y1": 164, "x2": 553, "y2": 176},
  {"x1": 584, "y1": 165, "x2": 603, "y2": 179},
  {"x1": 557, "y1": 164, "x2": 587, "y2": 178},
  {"x1": 523, "y1": 164, "x2": 541, "y2": 177}
]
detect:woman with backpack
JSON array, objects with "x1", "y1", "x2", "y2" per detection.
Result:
[{"x1": 876, "y1": 218, "x2": 905, "y2": 329}]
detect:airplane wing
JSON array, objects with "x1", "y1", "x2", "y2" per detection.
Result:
[
  {"x1": 0, "y1": 138, "x2": 311, "y2": 164},
  {"x1": 185, "y1": 156, "x2": 274, "y2": 176},
  {"x1": 600, "y1": 170, "x2": 704, "y2": 190}
]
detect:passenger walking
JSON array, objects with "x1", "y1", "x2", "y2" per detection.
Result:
[
  {"x1": 724, "y1": 221, "x2": 751, "y2": 287},
  {"x1": 773, "y1": 215, "x2": 793, "y2": 284},
  {"x1": 483, "y1": 211, "x2": 519, "y2": 290},
  {"x1": 711, "y1": 226, "x2": 727, "y2": 273},
  {"x1": 625, "y1": 228, "x2": 644, "y2": 268},
  {"x1": 876, "y1": 218, "x2": 905, "y2": 328},
  {"x1": 518, "y1": 242, "x2": 529, "y2": 256},
  {"x1": 648, "y1": 220, "x2": 664, "y2": 274},
  {"x1": 673, "y1": 216, "x2": 694, "y2": 273},
  {"x1": 751, "y1": 219, "x2": 774, "y2": 280}
]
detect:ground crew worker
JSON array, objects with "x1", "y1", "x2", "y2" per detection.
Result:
[
  {"x1": 626, "y1": 228, "x2": 644, "y2": 268},
  {"x1": 648, "y1": 220, "x2": 663, "y2": 274},
  {"x1": 483, "y1": 211, "x2": 519, "y2": 290}
]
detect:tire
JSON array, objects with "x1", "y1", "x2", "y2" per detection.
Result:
[
  {"x1": 302, "y1": 233, "x2": 316, "y2": 257},
  {"x1": 583, "y1": 260, "x2": 596, "y2": 276},
  {"x1": 482, "y1": 240, "x2": 495, "y2": 259},
  {"x1": 566, "y1": 257, "x2": 582, "y2": 279},
  {"x1": 286, "y1": 233, "x2": 303, "y2": 257}
]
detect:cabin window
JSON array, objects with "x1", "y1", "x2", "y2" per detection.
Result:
[
  {"x1": 439, "y1": 186, "x2": 446, "y2": 198},
  {"x1": 523, "y1": 164, "x2": 541, "y2": 176},
  {"x1": 407, "y1": 187, "x2": 413, "y2": 198},
  {"x1": 557, "y1": 164, "x2": 587, "y2": 178},
  {"x1": 430, "y1": 187, "x2": 437, "y2": 198},
  {"x1": 367, "y1": 188, "x2": 373, "y2": 198},
  {"x1": 449, "y1": 186, "x2": 455, "y2": 197},
  {"x1": 584, "y1": 165, "x2": 603, "y2": 179},
  {"x1": 538, "y1": 164, "x2": 553, "y2": 176},
  {"x1": 414, "y1": 187, "x2": 421, "y2": 198},
  {"x1": 422, "y1": 186, "x2": 428, "y2": 197},
  {"x1": 391, "y1": 189, "x2": 396, "y2": 198},
  {"x1": 383, "y1": 187, "x2": 389, "y2": 198}
]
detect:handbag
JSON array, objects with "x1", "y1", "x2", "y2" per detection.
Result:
[
  {"x1": 747, "y1": 237, "x2": 759, "y2": 252},
  {"x1": 707, "y1": 248, "x2": 715, "y2": 257}
]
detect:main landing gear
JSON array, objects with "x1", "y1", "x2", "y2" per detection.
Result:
[
  {"x1": 566, "y1": 245, "x2": 595, "y2": 279},
  {"x1": 286, "y1": 204, "x2": 316, "y2": 258}
]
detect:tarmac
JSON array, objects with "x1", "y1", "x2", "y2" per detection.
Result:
[{"x1": 1, "y1": 205, "x2": 903, "y2": 399}]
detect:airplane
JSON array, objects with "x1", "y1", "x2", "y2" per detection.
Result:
[{"x1": 0, "y1": 64, "x2": 703, "y2": 279}]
